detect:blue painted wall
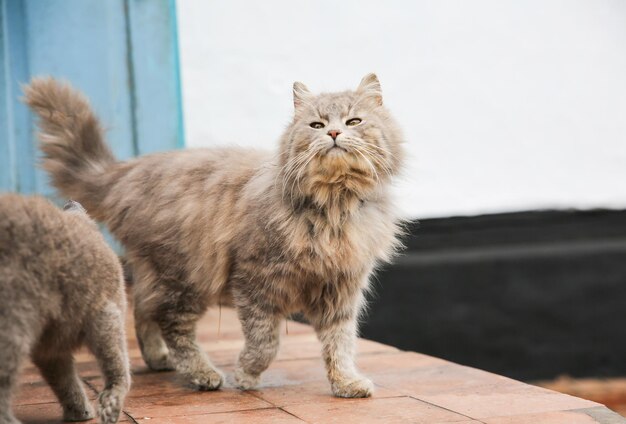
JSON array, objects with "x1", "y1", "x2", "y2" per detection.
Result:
[{"x1": 0, "y1": 0, "x2": 184, "y2": 196}]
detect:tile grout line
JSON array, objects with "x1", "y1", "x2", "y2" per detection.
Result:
[
  {"x1": 405, "y1": 394, "x2": 482, "y2": 423},
  {"x1": 272, "y1": 395, "x2": 487, "y2": 424},
  {"x1": 186, "y1": 347, "x2": 403, "y2": 368},
  {"x1": 121, "y1": 380, "x2": 296, "y2": 421},
  {"x1": 131, "y1": 406, "x2": 289, "y2": 420},
  {"x1": 245, "y1": 388, "x2": 312, "y2": 423},
  {"x1": 14, "y1": 400, "x2": 58, "y2": 408},
  {"x1": 278, "y1": 406, "x2": 313, "y2": 424}
]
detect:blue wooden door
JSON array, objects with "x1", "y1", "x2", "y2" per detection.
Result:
[{"x1": 0, "y1": 0, "x2": 184, "y2": 196}]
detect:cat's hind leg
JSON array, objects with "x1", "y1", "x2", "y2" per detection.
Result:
[
  {"x1": 31, "y1": 349, "x2": 95, "y2": 422},
  {"x1": 134, "y1": 296, "x2": 174, "y2": 371},
  {"x1": 132, "y1": 263, "x2": 174, "y2": 371},
  {"x1": 84, "y1": 301, "x2": 130, "y2": 424},
  {"x1": 0, "y1": 330, "x2": 29, "y2": 424},
  {"x1": 135, "y1": 317, "x2": 174, "y2": 371}
]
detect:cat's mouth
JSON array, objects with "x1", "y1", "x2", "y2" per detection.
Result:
[{"x1": 325, "y1": 145, "x2": 348, "y2": 155}]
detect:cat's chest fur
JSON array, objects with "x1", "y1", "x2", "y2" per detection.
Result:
[
  {"x1": 229, "y1": 184, "x2": 401, "y2": 314},
  {"x1": 251, "y1": 200, "x2": 399, "y2": 315},
  {"x1": 282, "y1": 200, "x2": 398, "y2": 279}
]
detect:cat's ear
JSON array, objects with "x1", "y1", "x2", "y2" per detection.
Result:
[
  {"x1": 357, "y1": 73, "x2": 383, "y2": 106},
  {"x1": 293, "y1": 81, "x2": 313, "y2": 110},
  {"x1": 63, "y1": 199, "x2": 86, "y2": 214}
]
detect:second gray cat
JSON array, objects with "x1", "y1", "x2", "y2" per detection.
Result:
[{"x1": 0, "y1": 195, "x2": 130, "y2": 424}]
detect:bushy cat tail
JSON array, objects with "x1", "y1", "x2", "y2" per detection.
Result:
[{"x1": 23, "y1": 77, "x2": 116, "y2": 216}]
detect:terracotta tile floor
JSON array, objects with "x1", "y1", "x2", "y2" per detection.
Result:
[{"x1": 13, "y1": 308, "x2": 625, "y2": 423}]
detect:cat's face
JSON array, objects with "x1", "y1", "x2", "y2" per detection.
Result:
[{"x1": 280, "y1": 74, "x2": 403, "y2": 205}]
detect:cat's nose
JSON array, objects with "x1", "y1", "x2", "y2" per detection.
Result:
[{"x1": 327, "y1": 130, "x2": 341, "y2": 141}]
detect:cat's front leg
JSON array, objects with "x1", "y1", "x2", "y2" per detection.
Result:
[
  {"x1": 233, "y1": 301, "x2": 281, "y2": 390},
  {"x1": 312, "y1": 310, "x2": 374, "y2": 398}
]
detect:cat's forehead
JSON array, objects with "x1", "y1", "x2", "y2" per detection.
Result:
[{"x1": 310, "y1": 91, "x2": 358, "y2": 118}]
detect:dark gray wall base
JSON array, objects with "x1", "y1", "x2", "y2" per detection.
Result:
[{"x1": 361, "y1": 209, "x2": 626, "y2": 381}]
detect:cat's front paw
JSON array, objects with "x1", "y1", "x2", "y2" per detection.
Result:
[
  {"x1": 331, "y1": 376, "x2": 375, "y2": 398},
  {"x1": 234, "y1": 367, "x2": 261, "y2": 390},
  {"x1": 189, "y1": 368, "x2": 224, "y2": 391},
  {"x1": 98, "y1": 386, "x2": 125, "y2": 424},
  {"x1": 63, "y1": 401, "x2": 95, "y2": 422}
]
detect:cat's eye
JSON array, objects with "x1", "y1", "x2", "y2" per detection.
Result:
[
  {"x1": 310, "y1": 122, "x2": 325, "y2": 129},
  {"x1": 346, "y1": 118, "x2": 362, "y2": 126}
]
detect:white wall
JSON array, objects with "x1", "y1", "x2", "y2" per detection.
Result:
[{"x1": 177, "y1": 0, "x2": 626, "y2": 219}]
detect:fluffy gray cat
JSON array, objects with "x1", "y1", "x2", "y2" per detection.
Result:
[
  {"x1": 0, "y1": 195, "x2": 130, "y2": 424},
  {"x1": 24, "y1": 74, "x2": 404, "y2": 398}
]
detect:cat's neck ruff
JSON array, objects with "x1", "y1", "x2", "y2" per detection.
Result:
[
  {"x1": 283, "y1": 181, "x2": 389, "y2": 233},
  {"x1": 274, "y1": 159, "x2": 388, "y2": 229}
]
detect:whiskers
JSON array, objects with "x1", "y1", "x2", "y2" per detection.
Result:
[
  {"x1": 275, "y1": 135, "x2": 397, "y2": 213},
  {"x1": 277, "y1": 143, "x2": 325, "y2": 206},
  {"x1": 339, "y1": 137, "x2": 396, "y2": 183}
]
